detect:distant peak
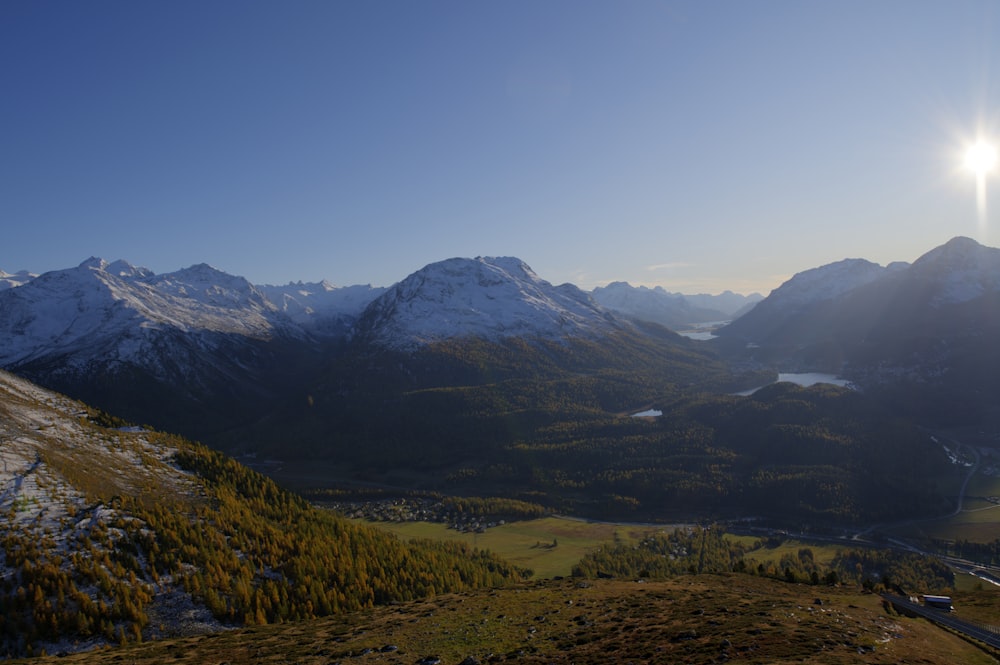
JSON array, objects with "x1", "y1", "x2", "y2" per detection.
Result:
[
  {"x1": 912, "y1": 236, "x2": 996, "y2": 270},
  {"x1": 764, "y1": 257, "x2": 888, "y2": 306},
  {"x1": 475, "y1": 255, "x2": 530, "y2": 270},
  {"x1": 927, "y1": 236, "x2": 980, "y2": 257},
  {"x1": 943, "y1": 235, "x2": 980, "y2": 249},
  {"x1": 79, "y1": 257, "x2": 108, "y2": 270},
  {"x1": 75, "y1": 257, "x2": 153, "y2": 279},
  {"x1": 185, "y1": 262, "x2": 223, "y2": 274},
  {"x1": 417, "y1": 256, "x2": 539, "y2": 282}
]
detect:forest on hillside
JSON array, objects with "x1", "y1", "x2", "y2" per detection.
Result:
[{"x1": 1, "y1": 430, "x2": 526, "y2": 659}]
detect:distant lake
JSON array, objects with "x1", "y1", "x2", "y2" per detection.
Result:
[
  {"x1": 631, "y1": 373, "x2": 850, "y2": 417},
  {"x1": 735, "y1": 373, "x2": 852, "y2": 396},
  {"x1": 676, "y1": 321, "x2": 729, "y2": 341},
  {"x1": 677, "y1": 330, "x2": 717, "y2": 340}
]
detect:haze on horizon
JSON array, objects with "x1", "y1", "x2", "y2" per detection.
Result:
[{"x1": 3, "y1": 0, "x2": 1000, "y2": 296}]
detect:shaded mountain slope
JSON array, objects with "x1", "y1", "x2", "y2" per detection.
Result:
[{"x1": 715, "y1": 237, "x2": 1000, "y2": 424}]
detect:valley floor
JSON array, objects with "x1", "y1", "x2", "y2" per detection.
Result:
[{"x1": 17, "y1": 576, "x2": 996, "y2": 665}]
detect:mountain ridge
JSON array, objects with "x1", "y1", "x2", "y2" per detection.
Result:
[
  {"x1": 0, "y1": 257, "x2": 762, "y2": 333},
  {"x1": 714, "y1": 235, "x2": 1000, "y2": 424}
]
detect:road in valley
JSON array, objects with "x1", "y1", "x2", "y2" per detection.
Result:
[{"x1": 882, "y1": 594, "x2": 1000, "y2": 650}]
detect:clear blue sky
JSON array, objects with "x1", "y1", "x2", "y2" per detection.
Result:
[{"x1": 3, "y1": 1, "x2": 1000, "y2": 295}]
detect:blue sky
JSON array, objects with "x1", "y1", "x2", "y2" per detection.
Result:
[{"x1": 3, "y1": 1, "x2": 1000, "y2": 295}]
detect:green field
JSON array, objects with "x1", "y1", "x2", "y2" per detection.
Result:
[
  {"x1": 363, "y1": 516, "x2": 662, "y2": 579},
  {"x1": 366, "y1": 517, "x2": 858, "y2": 580},
  {"x1": 726, "y1": 534, "x2": 841, "y2": 567}
]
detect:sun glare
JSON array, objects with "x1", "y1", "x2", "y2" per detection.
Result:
[
  {"x1": 963, "y1": 139, "x2": 997, "y2": 232},
  {"x1": 965, "y1": 140, "x2": 998, "y2": 176}
]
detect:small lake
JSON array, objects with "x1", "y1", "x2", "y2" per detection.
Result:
[
  {"x1": 631, "y1": 373, "x2": 851, "y2": 417},
  {"x1": 676, "y1": 320, "x2": 729, "y2": 341},
  {"x1": 676, "y1": 330, "x2": 716, "y2": 340},
  {"x1": 735, "y1": 373, "x2": 852, "y2": 396}
]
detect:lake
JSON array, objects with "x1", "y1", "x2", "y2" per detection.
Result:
[
  {"x1": 675, "y1": 320, "x2": 729, "y2": 340},
  {"x1": 735, "y1": 372, "x2": 852, "y2": 396},
  {"x1": 631, "y1": 372, "x2": 851, "y2": 417}
]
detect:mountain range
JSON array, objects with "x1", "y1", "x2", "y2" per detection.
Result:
[
  {"x1": 0, "y1": 256, "x2": 755, "y2": 353},
  {"x1": 0, "y1": 255, "x2": 748, "y2": 441},
  {"x1": 715, "y1": 236, "x2": 1000, "y2": 424},
  {"x1": 2, "y1": 236, "x2": 1000, "y2": 475},
  {"x1": 591, "y1": 282, "x2": 760, "y2": 328}
]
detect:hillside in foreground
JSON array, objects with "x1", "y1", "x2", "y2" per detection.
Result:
[
  {"x1": 15, "y1": 576, "x2": 995, "y2": 665},
  {"x1": 0, "y1": 370, "x2": 524, "y2": 658}
]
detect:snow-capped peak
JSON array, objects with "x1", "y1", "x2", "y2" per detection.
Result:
[
  {"x1": 357, "y1": 256, "x2": 621, "y2": 349},
  {"x1": 149, "y1": 263, "x2": 273, "y2": 311},
  {"x1": 78, "y1": 256, "x2": 108, "y2": 271},
  {"x1": 76, "y1": 257, "x2": 154, "y2": 280}
]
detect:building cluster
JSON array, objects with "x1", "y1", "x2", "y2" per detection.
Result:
[{"x1": 325, "y1": 497, "x2": 506, "y2": 533}]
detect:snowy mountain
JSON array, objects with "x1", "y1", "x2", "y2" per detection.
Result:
[
  {"x1": 0, "y1": 258, "x2": 390, "y2": 371},
  {"x1": 355, "y1": 256, "x2": 625, "y2": 349},
  {"x1": 0, "y1": 258, "x2": 377, "y2": 439},
  {"x1": 591, "y1": 282, "x2": 752, "y2": 328},
  {"x1": 0, "y1": 254, "x2": 686, "y2": 441},
  {"x1": 0, "y1": 268, "x2": 36, "y2": 290},
  {"x1": 0, "y1": 258, "x2": 281, "y2": 372}
]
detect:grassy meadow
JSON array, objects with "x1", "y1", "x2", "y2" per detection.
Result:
[{"x1": 365, "y1": 516, "x2": 657, "y2": 579}]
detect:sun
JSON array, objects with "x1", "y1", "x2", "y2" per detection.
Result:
[{"x1": 965, "y1": 140, "x2": 998, "y2": 177}]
